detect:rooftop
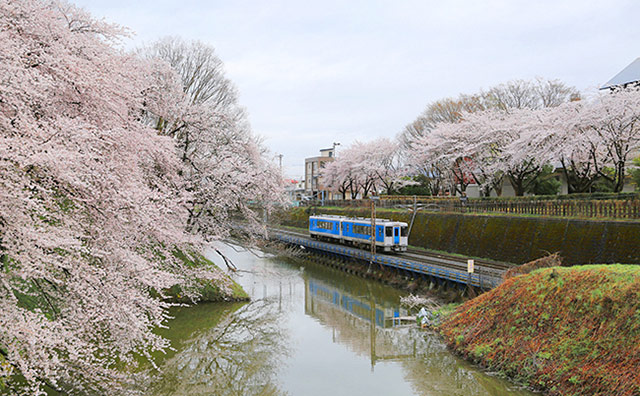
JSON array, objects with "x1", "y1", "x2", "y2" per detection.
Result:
[{"x1": 601, "y1": 57, "x2": 640, "y2": 89}]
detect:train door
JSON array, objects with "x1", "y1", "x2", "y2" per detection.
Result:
[{"x1": 394, "y1": 227, "x2": 400, "y2": 245}]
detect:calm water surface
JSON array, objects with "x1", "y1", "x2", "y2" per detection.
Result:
[{"x1": 150, "y1": 245, "x2": 535, "y2": 396}]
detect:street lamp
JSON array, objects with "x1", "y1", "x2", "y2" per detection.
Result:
[{"x1": 332, "y1": 142, "x2": 340, "y2": 157}]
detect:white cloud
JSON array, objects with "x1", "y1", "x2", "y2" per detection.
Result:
[{"x1": 73, "y1": 0, "x2": 640, "y2": 176}]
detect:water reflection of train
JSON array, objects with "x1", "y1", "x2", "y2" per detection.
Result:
[{"x1": 306, "y1": 278, "x2": 407, "y2": 328}]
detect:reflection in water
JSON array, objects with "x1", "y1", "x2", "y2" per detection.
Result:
[
  {"x1": 301, "y1": 266, "x2": 533, "y2": 396},
  {"x1": 147, "y1": 246, "x2": 534, "y2": 396},
  {"x1": 305, "y1": 276, "x2": 530, "y2": 396},
  {"x1": 150, "y1": 298, "x2": 290, "y2": 396}
]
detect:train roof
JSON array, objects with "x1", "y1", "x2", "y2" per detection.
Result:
[{"x1": 310, "y1": 214, "x2": 407, "y2": 226}]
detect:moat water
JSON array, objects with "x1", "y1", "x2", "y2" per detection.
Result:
[{"x1": 149, "y1": 244, "x2": 536, "y2": 396}]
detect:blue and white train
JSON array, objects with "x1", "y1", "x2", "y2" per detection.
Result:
[{"x1": 309, "y1": 215, "x2": 408, "y2": 252}]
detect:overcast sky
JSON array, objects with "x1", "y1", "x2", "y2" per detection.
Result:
[{"x1": 73, "y1": 0, "x2": 640, "y2": 178}]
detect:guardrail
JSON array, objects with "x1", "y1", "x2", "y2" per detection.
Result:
[{"x1": 274, "y1": 233, "x2": 502, "y2": 289}]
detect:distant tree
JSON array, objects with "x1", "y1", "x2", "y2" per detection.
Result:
[
  {"x1": 398, "y1": 94, "x2": 488, "y2": 150},
  {"x1": 141, "y1": 36, "x2": 242, "y2": 113},
  {"x1": 486, "y1": 78, "x2": 580, "y2": 110},
  {"x1": 141, "y1": 37, "x2": 283, "y2": 237},
  {"x1": 404, "y1": 78, "x2": 580, "y2": 197}
]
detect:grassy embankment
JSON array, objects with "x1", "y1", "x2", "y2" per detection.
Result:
[
  {"x1": 163, "y1": 249, "x2": 248, "y2": 303},
  {"x1": 439, "y1": 265, "x2": 640, "y2": 396}
]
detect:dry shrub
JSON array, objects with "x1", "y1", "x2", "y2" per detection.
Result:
[{"x1": 503, "y1": 252, "x2": 563, "y2": 280}]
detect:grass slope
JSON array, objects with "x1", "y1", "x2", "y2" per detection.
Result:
[
  {"x1": 162, "y1": 249, "x2": 248, "y2": 303},
  {"x1": 439, "y1": 265, "x2": 640, "y2": 396}
]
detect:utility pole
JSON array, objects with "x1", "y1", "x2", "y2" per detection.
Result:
[
  {"x1": 369, "y1": 196, "x2": 379, "y2": 270},
  {"x1": 276, "y1": 154, "x2": 283, "y2": 170}
]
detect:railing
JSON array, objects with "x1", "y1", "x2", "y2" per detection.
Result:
[
  {"x1": 274, "y1": 233, "x2": 501, "y2": 288},
  {"x1": 301, "y1": 195, "x2": 640, "y2": 220}
]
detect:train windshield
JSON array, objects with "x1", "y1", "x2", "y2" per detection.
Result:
[{"x1": 401, "y1": 226, "x2": 408, "y2": 237}]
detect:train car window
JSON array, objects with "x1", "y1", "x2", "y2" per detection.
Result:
[
  {"x1": 353, "y1": 224, "x2": 369, "y2": 235},
  {"x1": 317, "y1": 221, "x2": 333, "y2": 230},
  {"x1": 385, "y1": 227, "x2": 392, "y2": 237},
  {"x1": 401, "y1": 226, "x2": 408, "y2": 236}
]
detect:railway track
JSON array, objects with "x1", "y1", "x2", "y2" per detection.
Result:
[
  {"x1": 404, "y1": 248, "x2": 512, "y2": 271},
  {"x1": 272, "y1": 227, "x2": 512, "y2": 278}
]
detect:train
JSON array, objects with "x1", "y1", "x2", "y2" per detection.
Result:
[{"x1": 309, "y1": 214, "x2": 408, "y2": 252}]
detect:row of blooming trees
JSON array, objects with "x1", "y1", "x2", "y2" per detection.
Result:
[
  {"x1": 323, "y1": 79, "x2": 640, "y2": 198},
  {"x1": 407, "y1": 88, "x2": 640, "y2": 196},
  {"x1": 321, "y1": 138, "x2": 406, "y2": 197},
  {"x1": 0, "y1": 1, "x2": 282, "y2": 395}
]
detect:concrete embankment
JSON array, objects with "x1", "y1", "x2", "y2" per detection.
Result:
[
  {"x1": 438, "y1": 265, "x2": 640, "y2": 396},
  {"x1": 275, "y1": 207, "x2": 640, "y2": 265}
]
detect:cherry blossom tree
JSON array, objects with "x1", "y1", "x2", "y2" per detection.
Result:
[
  {"x1": 321, "y1": 160, "x2": 353, "y2": 200},
  {"x1": 514, "y1": 90, "x2": 640, "y2": 193},
  {"x1": 405, "y1": 124, "x2": 459, "y2": 195},
  {"x1": 405, "y1": 78, "x2": 580, "y2": 196},
  {"x1": 0, "y1": 1, "x2": 272, "y2": 394},
  {"x1": 357, "y1": 138, "x2": 407, "y2": 194},
  {"x1": 579, "y1": 89, "x2": 640, "y2": 192},
  {"x1": 520, "y1": 100, "x2": 601, "y2": 193},
  {"x1": 140, "y1": 38, "x2": 284, "y2": 239},
  {"x1": 322, "y1": 139, "x2": 409, "y2": 198}
]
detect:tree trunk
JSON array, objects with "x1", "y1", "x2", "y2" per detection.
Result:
[
  {"x1": 509, "y1": 175, "x2": 525, "y2": 196},
  {"x1": 614, "y1": 161, "x2": 625, "y2": 192}
]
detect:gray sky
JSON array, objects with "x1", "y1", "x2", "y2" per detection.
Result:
[{"x1": 73, "y1": 0, "x2": 640, "y2": 178}]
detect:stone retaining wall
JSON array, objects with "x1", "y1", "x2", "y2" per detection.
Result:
[{"x1": 275, "y1": 207, "x2": 640, "y2": 265}]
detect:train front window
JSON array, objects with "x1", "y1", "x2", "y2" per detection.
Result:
[
  {"x1": 385, "y1": 227, "x2": 392, "y2": 237},
  {"x1": 401, "y1": 226, "x2": 408, "y2": 237}
]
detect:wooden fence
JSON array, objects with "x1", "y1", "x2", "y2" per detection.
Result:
[{"x1": 305, "y1": 196, "x2": 640, "y2": 220}]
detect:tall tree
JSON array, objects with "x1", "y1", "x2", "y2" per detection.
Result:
[
  {"x1": 141, "y1": 37, "x2": 283, "y2": 239},
  {"x1": 0, "y1": 2, "x2": 285, "y2": 395},
  {"x1": 0, "y1": 1, "x2": 231, "y2": 394}
]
